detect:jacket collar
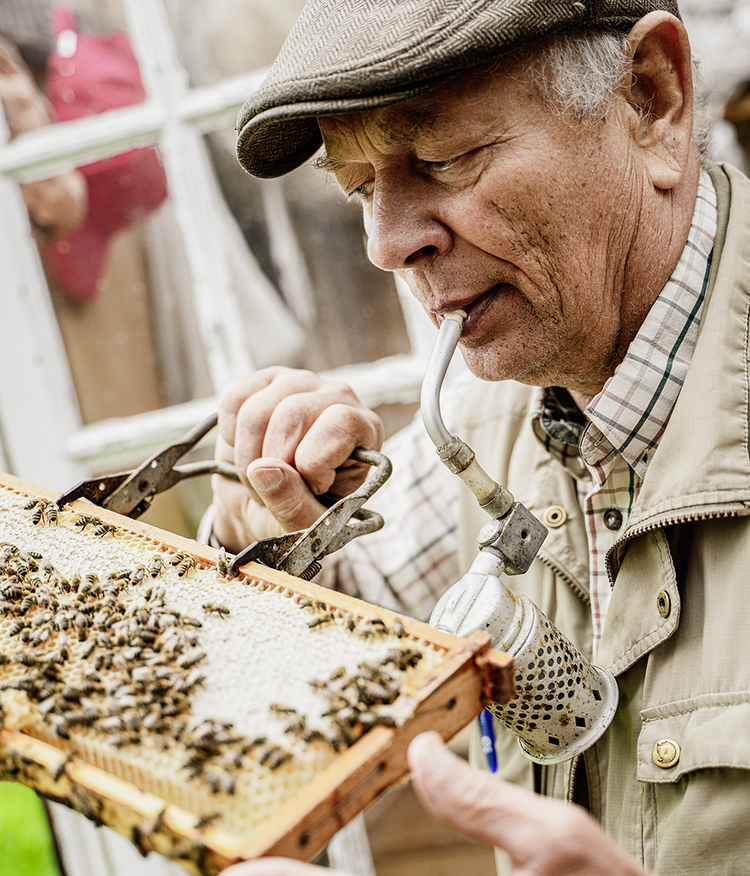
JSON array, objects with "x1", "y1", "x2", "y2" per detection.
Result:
[{"x1": 624, "y1": 163, "x2": 750, "y2": 533}]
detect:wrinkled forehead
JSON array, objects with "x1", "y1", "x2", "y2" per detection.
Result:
[{"x1": 318, "y1": 58, "x2": 529, "y2": 161}]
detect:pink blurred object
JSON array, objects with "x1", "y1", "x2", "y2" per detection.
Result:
[{"x1": 44, "y1": 5, "x2": 168, "y2": 302}]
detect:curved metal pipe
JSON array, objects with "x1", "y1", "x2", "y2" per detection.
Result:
[
  {"x1": 420, "y1": 311, "x2": 513, "y2": 517},
  {"x1": 420, "y1": 310, "x2": 466, "y2": 447}
]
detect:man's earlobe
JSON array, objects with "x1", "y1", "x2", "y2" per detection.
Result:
[{"x1": 625, "y1": 11, "x2": 694, "y2": 190}]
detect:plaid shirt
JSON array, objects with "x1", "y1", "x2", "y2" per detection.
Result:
[
  {"x1": 322, "y1": 172, "x2": 718, "y2": 652},
  {"x1": 532, "y1": 170, "x2": 717, "y2": 652}
]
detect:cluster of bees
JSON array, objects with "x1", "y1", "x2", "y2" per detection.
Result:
[
  {"x1": 0, "y1": 493, "x2": 431, "y2": 844},
  {"x1": 265, "y1": 596, "x2": 423, "y2": 753},
  {"x1": 299, "y1": 597, "x2": 407, "y2": 640},
  {"x1": 0, "y1": 502, "x2": 302, "y2": 797},
  {"x1": 307, "y1": 648, "x2": 422, "y2": 750}
]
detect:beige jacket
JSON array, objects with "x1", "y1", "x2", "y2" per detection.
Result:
[{"x1": 457, "y1": 163, "x2": 750, "y2": 875}]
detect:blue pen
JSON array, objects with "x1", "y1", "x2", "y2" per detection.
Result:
[{"x1": 478, "y1": 708, "x2": 497, "y2": 773}]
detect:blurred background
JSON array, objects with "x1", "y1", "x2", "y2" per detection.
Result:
[{"x1": 0, "y1": 1, "x2": 747, "y2": 874}]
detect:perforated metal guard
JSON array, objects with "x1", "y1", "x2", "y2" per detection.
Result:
[{"x1": 487, "y1": 599, "x2": 618, "y2": 764}]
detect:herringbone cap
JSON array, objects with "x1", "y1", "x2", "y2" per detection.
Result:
[{"x1": 236, "y1": 0, "x2": 682, "y2": 179}]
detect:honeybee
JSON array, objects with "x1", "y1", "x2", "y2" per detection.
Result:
[
  {"x1": 14, "y1": 651, "x2": 37, "y2": 666},
  {"x1": 216, "y1": 547, "x2": 238, "y2": 580},
  {"x1": 108, "y1": 732, "x2": 138, "y2": 748},
  {"x1": 259, "y1": 744, "x2": 292, "y2": 771},
  {"x1": 285, "y1": 715, "x2": 307, "y2": 737},
  {"x1": 40, "y1": 663, "x2": 62, "y2": 682},
  {"x1": 147, "y1": 555, "x2": 164, "y2": 578},
  {"x1": 94, "y1": 523, "x2": 118, "y2": 538},
  {"x1": 63, "y1": 708, "x2": 99, "y2": 727},
  {"x1": 49, "y1": 716, "x2": 70, "y2": 739},
  {"x1": 52, "y1": 750, "x2": 78, "y2": 782},
  {"x1": 384, "y1": 648, "x2": 423, "y2": 670},
  {"x1": 202, "y1": 603, "x2": 230, "y2": 618},
  {"x1": 70, "y1": 786, "x2": 102, "y2": 825},
  {"x1": 177, "y1": 649, "x2": 205, "y2": 669},
  {"x1": 176, "y1": 557, "x2": 196, "y2": 577},
  {"x1": 194, "y1": 811, "x2": 219, "y2": 831},
  {"x1": 74, "y1": 515, "x2": 100, "y2": 531},
  {"x1": 270, "y1": 703, "x2": 297, "y2": 716},
  {"x1": 302, "y1": 728, "x2": 327, "y2": 744},
  {"x1": 127, "y1": 566, "x2": 145, "y2": 585},
  {"x1": 241, "y1": 736, "x2": 267, "y2": 753},
  {"x1": 307, "y1": 611, "x2": 334, "y2": 629},
  {"x1": 130, "y1": 825, "x2": 150, "y2": 857},
  {"x1": 80, "y1": 640, "x2": 96, "y2": 659}
]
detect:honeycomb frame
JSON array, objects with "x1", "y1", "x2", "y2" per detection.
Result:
[{"x1": 0, "y1": 472, "x2": 513, "y2": 873}]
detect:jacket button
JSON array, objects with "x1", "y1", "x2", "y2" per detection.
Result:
[
  {"x1": 657, "y1": 590, "x2": 671, "y2": 618},
  {"x1": 652, "y1": 738, "x2": 680, "y2": 768},
  {"x1": 603, "y1": 508, "x2": 623, "y2": 530},
  {"x1": 543, "y1": 505, "x2": 567, "y2": 528}
]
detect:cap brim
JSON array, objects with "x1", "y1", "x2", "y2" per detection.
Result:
[
  {"x1": 237, "y1": 79, "x2": 455, "y2": 179},
  {"x1": 234, "y1": 0, "x2": 682, "y2": 179}
]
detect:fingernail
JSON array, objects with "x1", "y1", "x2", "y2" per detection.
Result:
[{"x1": 248, "y1": 467, "x2": 284, "y2": 492}]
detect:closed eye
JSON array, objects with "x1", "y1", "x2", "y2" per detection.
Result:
[{"x1": 351, "y1": 180, "x2": 375, "y2": 201}]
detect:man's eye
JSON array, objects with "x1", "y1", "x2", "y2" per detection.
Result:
[
  {"x1": 427, "y1": 158, "x2": 456, "y2": 171},
  {"x1": 352, "y1": 181, "x2": 374, "y2": 200}
]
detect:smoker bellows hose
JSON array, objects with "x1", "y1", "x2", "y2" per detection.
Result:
[{"x1": 422, "y1": 312, "x2": 618, "y2": 764}]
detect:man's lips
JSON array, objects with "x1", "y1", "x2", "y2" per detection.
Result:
[{"x1": 435, "y1": 285, "x2": 509, "y2": 336}]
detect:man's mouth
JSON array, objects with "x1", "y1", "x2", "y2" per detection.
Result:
[{"x1": 435, "y1": 285, "x2": 509, "y2": 336}]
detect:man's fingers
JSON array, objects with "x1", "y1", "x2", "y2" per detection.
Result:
[
  {"x1": 218, "y1": 368, "x2": 298, "y2": 446},
  {"x1": 222, "y1": 858, "x2": 340, "y2": 876},
  {"x1": 408, "y1": 732, "x2": 648, "y2": 876},
  {"x1": 294, "y1": 403, "x2": 383, "y2": 495},
  {"x1": 408, "y1": 731, "x2": 535, "y2": 853},
  {"x1": 214, "y1": 367, "x2": 384, "y2": 547},
  {"x1": 246, "y1": 459, "x2": 327, "y2": 532}
]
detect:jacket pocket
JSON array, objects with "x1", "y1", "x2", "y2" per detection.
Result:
[
  {"x1": 637, "y1": 694, "x2": 750, "y2": 875},
  {"x1": 638, "y1": 692, "x2": 750, "y2": 783}
]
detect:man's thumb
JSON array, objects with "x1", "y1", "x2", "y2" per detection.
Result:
[
  {"x1": 408, "y1": 731, "x2": 510, "y2": 846},
  {"x1": 246, "y1": 459, "x2": 324, "y2": 532}
]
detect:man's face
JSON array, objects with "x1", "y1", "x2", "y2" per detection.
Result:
[{"x1": 318, "y1": 61, "x2": 645, "y2": 393}]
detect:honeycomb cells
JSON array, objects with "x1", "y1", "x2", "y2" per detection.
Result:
[{"x1": 0, "y1": 485, "x2": 443, "y2": 837}]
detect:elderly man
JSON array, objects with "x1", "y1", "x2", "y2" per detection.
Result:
[{"x1": 212, "y1": 1, "x2": 750, "y2": 874}]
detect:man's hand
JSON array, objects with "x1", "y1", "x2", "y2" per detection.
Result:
[
  {"x1": 221, "y1": 732, "x2": 649, "y2": 876},
  {"x1": 407, "y1": 732, "x2": 649, "y2": 876},
  {"x1": 212, "y1": 367, "x2": 384, "y2": 551}
]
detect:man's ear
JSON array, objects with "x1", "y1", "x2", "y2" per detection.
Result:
[{"x1": 624, "y1": 11, "x2": 695, "y2": 190}]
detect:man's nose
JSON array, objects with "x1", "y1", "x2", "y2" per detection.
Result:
[{"x1": 365, "y1": 179, "x2": 451, "y2": 271}]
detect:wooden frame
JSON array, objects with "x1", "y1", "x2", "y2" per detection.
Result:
[{"x1": 0, "y1": 473, "x2": 513, "y2": 873}]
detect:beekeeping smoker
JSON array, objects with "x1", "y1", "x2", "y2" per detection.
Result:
[{"x1": 212, "y1": 0, "x2": 750, "y2": 873}]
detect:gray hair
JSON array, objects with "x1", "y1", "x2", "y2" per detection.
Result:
[{"x1": 512, "y1": 29, "x2": 712, "y2": 163}]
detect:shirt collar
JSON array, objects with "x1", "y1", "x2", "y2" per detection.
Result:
[{"x1": 533, "y1": 170, "x2": 718, "y2": 483}]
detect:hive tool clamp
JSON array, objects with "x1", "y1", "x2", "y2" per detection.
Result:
[{"x1": 56, "y1": 414, "x2": 393, "y2": 583}]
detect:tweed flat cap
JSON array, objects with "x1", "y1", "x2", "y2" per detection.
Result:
[{"x1": 237, "y1": 0, "x2": 682, "y2": 179}]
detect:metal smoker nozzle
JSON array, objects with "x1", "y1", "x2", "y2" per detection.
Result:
[{"x1": 422, "y1": 311, "x2": 618, "y2": 765}]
